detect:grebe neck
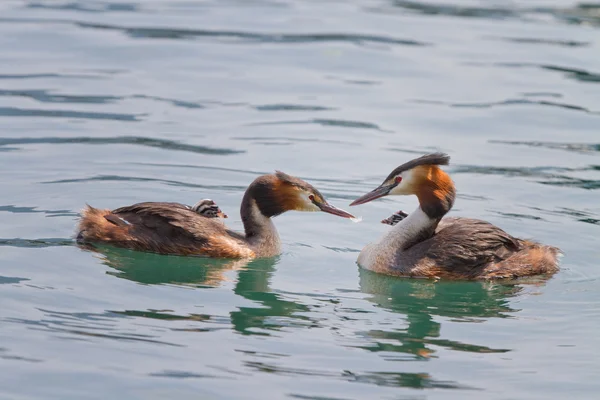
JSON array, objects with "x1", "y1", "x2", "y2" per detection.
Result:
[
  {"x1": 240, "y1": 189, "x2": 281, "y2": 256},
  {"x1": 382, "y1": 206, "x2": 439, "y2": 251}
]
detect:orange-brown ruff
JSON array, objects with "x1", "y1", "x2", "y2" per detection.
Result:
[
  {"x1": 350, "y1": 153, "x2": 561, "y2": 280},
  {"x1": 77, "y1": 172, "x2": 354, "y2": 258}
]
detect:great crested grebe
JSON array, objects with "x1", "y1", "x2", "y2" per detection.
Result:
[
  {"x1": 77, "y1": 171, "x2": 354, "y2": 258},
  {"x1": 350, "y1": 153, "x2": 560, "y2": 280},
  {"x1": 190, "y1": 199, "x2": 227, "y2": 219}
]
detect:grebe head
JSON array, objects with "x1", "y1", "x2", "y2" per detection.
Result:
[
  {"x1": 350, "y1": 153, "x2": 453, "y2": 211},
  {"x1": 191, "y1": 199, "x2": 228, "y2": 218},
  {"x1": 247, "y1": 171, "x2": 355, "y2": 219}
]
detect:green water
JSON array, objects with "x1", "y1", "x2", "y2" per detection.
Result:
[{"x1": 0, "y1": 1, "x2": 599, "y2": 399}]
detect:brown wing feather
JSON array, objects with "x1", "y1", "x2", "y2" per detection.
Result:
[
  {"x1": 396, "y1": 217, "x2": 559, "y2": 280},
  {"x1": 77, "y1": 202, "x2": 254, "y2": 258}
]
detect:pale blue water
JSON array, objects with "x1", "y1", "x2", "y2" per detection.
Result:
[{"x1": 0, "y1": 1, "x2": 599, "y2": 399}]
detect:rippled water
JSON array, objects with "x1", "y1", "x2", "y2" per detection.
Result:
[{"x1": 1, "y1": 0, "x2": 599, "y2": 399}]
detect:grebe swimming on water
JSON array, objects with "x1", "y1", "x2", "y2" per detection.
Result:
[
  {"x1": 350, "y1": 153, "x2": 560, "y2": 280},
  {"x1": 77, "y1": 171, "x2": 354, "y2": 258}
]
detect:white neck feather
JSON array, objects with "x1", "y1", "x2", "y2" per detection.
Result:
[
  {"x1": 380, "y1": 206, "x2": 434, "y2": 249},
  {"x1": 357, "y1": 206, "x2": 436, "y2": 272}
]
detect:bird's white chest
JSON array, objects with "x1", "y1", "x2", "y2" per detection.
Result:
[{"x1": 356, "y1": 207, "x2": 433, "y2": 274}]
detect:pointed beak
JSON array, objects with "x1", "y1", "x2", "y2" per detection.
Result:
[
  {"x1": 350, "y1": 184, "x2": 393, "y2": 206},
  {"x1": 316, "y1": 201, "x2": 356, "y2": 219},
  {"x1": 217, "y1": 209, "x2": 228, "y2": 218}
]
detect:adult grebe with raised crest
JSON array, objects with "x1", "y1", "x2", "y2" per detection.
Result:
[{"x1": 350, "y1": 153, "x2": 560, "y2": 280}]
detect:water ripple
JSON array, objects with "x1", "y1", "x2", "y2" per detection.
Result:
[
  {"x1": 0, "y1": 89, "x2": 120, "y2": 104},
  {"x1": 0, "y1": 238, "x2": 74, "y2": 248},
  {"x1": 248, "y1": 118, "x2": 384, "y2": 131},
  {"x1": 26, "y1": 1, "x2": 139, "y2": 13},
  {"x1": 76, "y1": 22, "x2": 429, "y2": 46},
  {"x1": 414, "y1": 98, "x2": 596, "y2": 114},
  {"x1": 254, "y1": 104, "x2": 334, "y2": 112},
  {"x1": 491, "y1": 63, "x2": 600, "y2": 84},
  {"x1": 0, "y1": 72, "x2": 105, "y2": 80},
  {"x1": 0, "y1": 205, "x2": 76, "y2": 216},
  {"x1": 492, "y1": 36, "x2": 590, "y2": 47},
  {"x1": 0, "y1": 136, "x2": 243, "y2": 155},
  {"x1": 388, "y1": 1, "x2": 600, "y2": 27},
  {"x1": 490, "y1": 140, "x2": 600, "y2": 154},
  {"x1": 0, "y1": 106, "x2": 139, "y2": 121},
  {"x1": 42, "y1": 174, "x2": 246, "y2": 191},
  {"x1": 4, "y1": 309, "x2": 183, "y2": 347},
  {"x1": 0, "y1": 276, "x2": 29, "y2": 284},
  {"x1": 453, "y1": 164, "x2": 600, "y2": 190}
]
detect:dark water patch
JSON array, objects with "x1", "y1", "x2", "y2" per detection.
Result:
[
  {"x1": 0, "y1": 205, "x2": 76, "y2": 216},
  {"x1": 248, "y1": 118, "x2": 384, "y2": 131},
  {"x1": 522, "y1": 92, "x2": 562, "y2": 98},
  {"x1": 489, "y1": 36, "x2": 589, "y2": 47},
  {"x1": 415, "y1": 98, "x2": 595, "y2": 114},
  {"x1": 541, "y1": 64, "x2": 600, "y2": 83},
  {"x1": 0, "y1": 106, "x2": 139, "y2": 121},
  {"x1": 539, "y1": 178, "x2": 600, "y2": 190},
  {"x1": 452, "y1": 164, "x2": 574, "y2": 178},
  {"x1": 0, "y1": 136, "x2": 243, "y2": 155},
  {"x1": 529, "y1": 206, "x2": 600, "y2": 225},
  {"x1": 113, "y1": 309, "x2": 213, "y2": 323},
  {"x1": 235, "y1": 349, "x2": 289, "y2": 359},
  {"x1": 457, "y1": 193, "x2": 490, "y2": 201},
  {"x1": 454, "y1": 164, "x2": 600, "y2": 190},
  {"x1": 391, "y1": 0, "x2": 519, "y2": 19},
  {"x1": 0, "y1": 276, "x2": 30, "y2": 284},
  {"x1": 5, "y1": 310, "x2": 183, "y2": 347},
  {"x1": 43, "y1": 174, "x2": 245, "y2": 191},
  {"x1": 75, "y1": 22, "x2": 429, "y2": 46},
  {"x1": 325, "y1": 75, "x2": 381, "y2": 86},
  {"x1": 0, "y1": 238, "x2": 74, "y2": 248},
  {"x1": 26, "y1": 1, "x2": 139, "y2": 13},
  {"x1": 149, "y1": 370, "x2": 222, "y2": 379},
  {"x1": 0, "y1": 72, "x2": 105, "y2": 80},
  {"x1": 246, "y1": 361, "x2": 474, "y2": 390},
  {"x1": 0, "y1": 348, "x2": 42, "y2": 363},
  {"x1": 389, "y1": 1, "x2": 600, "y2": 27},
  {"x1": 131, "y1": 94, "x2": 204, "y2": 109},
  {"x1": 0, "y1": 89, "x2": 120, "y2": 104},
  {"x1": 494, "y1": 211, "x2": 543, "y2": 221},
  {"x1": 491, "y1": 63, "x2": 600, "y2": 84},
  {"x1": 254, "y1": 104, "x2": 334, "y2": 112},
  {"x1": 341, "y1": 370, "x2": 478, "y2": 390},
  {"x1": 322, "y1": 246, "x2": 360, "y2": 253},
  {"x1": 490, "y1": 140, "x2": 600, "y2": 154}
]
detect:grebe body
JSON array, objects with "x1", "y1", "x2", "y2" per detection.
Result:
[
  {"x1": 77, "y1": 172, "x2": 354, "y2": 258},
  {"x1": 351, "y1": 153, "x2": 560, "y2": 280}
]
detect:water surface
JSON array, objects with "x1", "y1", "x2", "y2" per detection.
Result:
[{"x1": 0, "y1": 1, "x2": 599, "y2": 399}]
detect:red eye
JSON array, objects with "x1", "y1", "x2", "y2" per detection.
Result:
[
  {"x1": 309, "y1": 195, "x2": 315, "y2": 201},
  {"x1": 395, "y1": 176, "x2": 403, "y2": 184}
]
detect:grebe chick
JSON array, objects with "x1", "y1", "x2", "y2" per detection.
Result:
[
  {"x1": 350, "y1": 153, "x2": 560, "y2": 280},
  {"x1": 381, "y1": 210, "x2": 408, "y2": 226},
  {"x1": 190, "y1": 199, "x2": 228, "y2": 219},
  {"x1": 77, "y1": 171, "x2": 354, "y2": 258}
]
